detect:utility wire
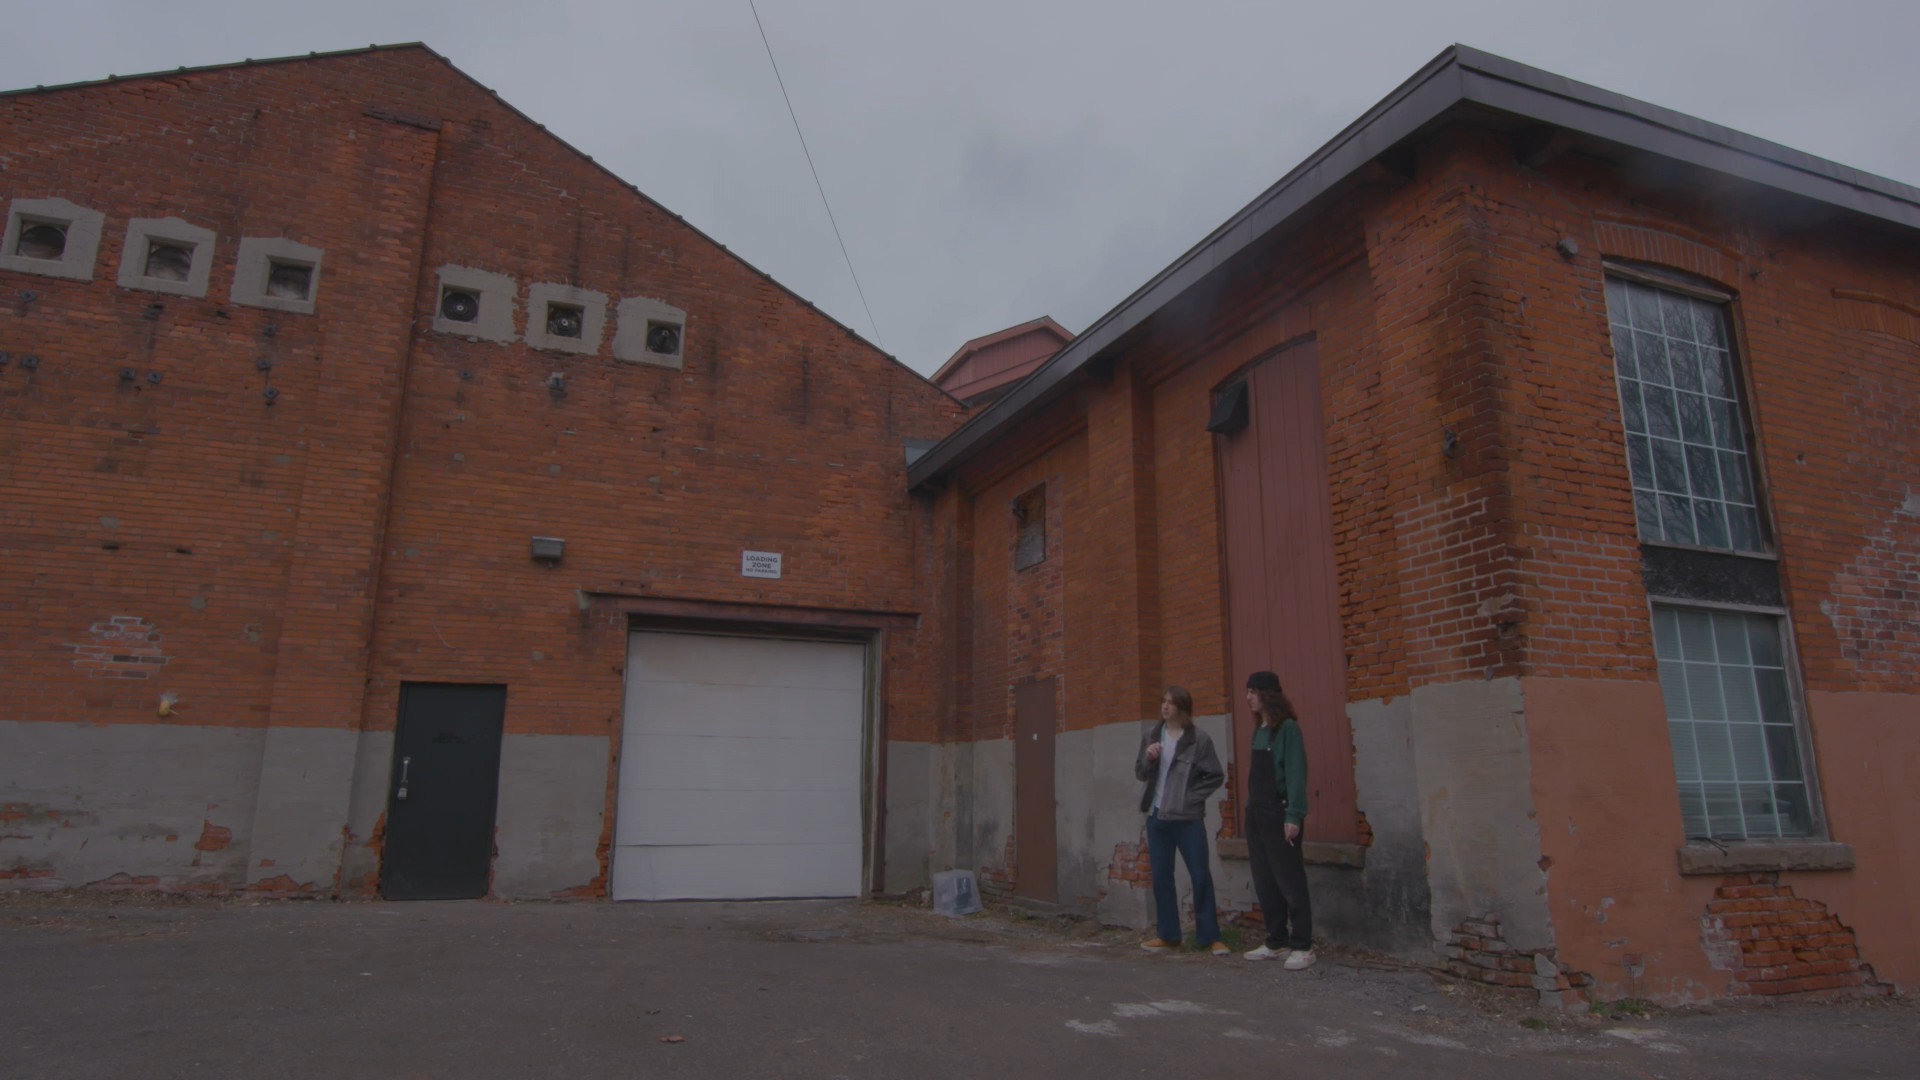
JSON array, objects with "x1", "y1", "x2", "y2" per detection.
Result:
[{"x1": 748, "y1": 0, "x2": 884, "y2": 351}]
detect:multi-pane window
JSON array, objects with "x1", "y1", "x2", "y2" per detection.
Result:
[
  {"x1": 1652, "y1": 604, "x2": 1812, "y2": 840},
  {"x1": 1605, "y1": 277, "x2": 1764, "y2": 552}
]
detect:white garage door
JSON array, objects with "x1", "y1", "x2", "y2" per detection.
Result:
[{"x1": 611, "y1": 631, "x2": 868, "y2": 900}]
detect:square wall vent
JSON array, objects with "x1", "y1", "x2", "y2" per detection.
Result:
[
  {"x1": 613, "y1": 296, "x2": 688, "y2": 369},
  {"x1": 524, "y1": 283, "x2": 607, "y2": 355},
  {"x1": 117, "y1": 217, "x2": 217, "y2": 297},
  {"x1": 431, "y1": 266, "x2": 517, "y2": 342},
  {"x1": 231, "y1": 236, "x2": 323, "y2": 314},
  {"x1": 0, "y1": 197, "x2": 106, "y2": 282}
]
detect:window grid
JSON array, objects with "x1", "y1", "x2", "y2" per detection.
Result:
[
  {"x1": 1605, "y1": 277, "x2": 1764, "y2": 552},
  {"x1": 1651, "y1": 604, "x2": 1812, "y2": 840}
]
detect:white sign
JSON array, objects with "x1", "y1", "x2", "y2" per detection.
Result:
[{"x1": 741, "y1": 550, "x2": 783, "y2": 579}]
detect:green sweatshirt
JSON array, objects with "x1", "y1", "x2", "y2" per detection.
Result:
[{"x1": 1250, "y1": 719, "x2": 1308, "y2": 825}]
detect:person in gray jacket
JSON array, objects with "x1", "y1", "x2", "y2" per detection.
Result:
[{"x1": 1134, "y1": 685, "x2": 1228, "y2": 955}]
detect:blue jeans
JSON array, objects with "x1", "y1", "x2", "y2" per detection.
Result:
[{"x1": 1145, "y1": 812, "x2": 1220, "y2": 945}]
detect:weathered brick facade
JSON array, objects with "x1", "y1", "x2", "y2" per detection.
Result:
[
  {"x1": 914, "y1": 50, "x2": 1918, "y2": 1001},
  {"x1": 0, "y1": 46, "x2": 963, "y2": 897}
]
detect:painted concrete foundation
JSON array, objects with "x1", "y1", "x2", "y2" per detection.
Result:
[
  {"x1": 1407, "y1": 678, "x2": 1554, "y2": 953},
  {"x1": 1, "y1": 720, "x2": 266, "y2": 890},
  {"x1": 5, "y1": 720, "x2": 613, "y2": 901},
  {"x1": 490, "y1": 734, "x2": 610, "y2": 899},
  {"x1": 246, "y1": 726, "x2": 361, "y2": 890},
  {"x1": 882, "y1": 740, "x2": 932, "y2": 895}
]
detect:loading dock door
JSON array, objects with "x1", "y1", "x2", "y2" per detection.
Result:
[{"x1": 611, "y1": 630, "x2": 867, "y2": 900}]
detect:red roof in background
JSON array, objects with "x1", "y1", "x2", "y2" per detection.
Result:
[{"x1": 931, "y1": 316, "x2": 1074, "y2": 404}]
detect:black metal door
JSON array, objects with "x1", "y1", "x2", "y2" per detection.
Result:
[{"x1": 380, "y1": 683, "x2": 507, "y2": 900}]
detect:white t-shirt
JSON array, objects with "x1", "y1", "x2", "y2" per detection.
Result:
[{"x1": 1152, "y1": 726, "x2": 1180, "y2": 813}]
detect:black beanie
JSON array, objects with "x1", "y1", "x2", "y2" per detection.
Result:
[{"x1": 1245, "y1": 670, "x2": 1281, "y2": 692}]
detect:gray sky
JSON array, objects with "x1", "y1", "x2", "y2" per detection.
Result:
[{"x1": 10, "y1": 2, "x2": 1918, "y2": 374}]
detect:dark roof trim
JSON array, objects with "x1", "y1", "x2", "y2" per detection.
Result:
[
  {"x1": 907, "y1": 44, "x2": 1920, "y2": 489},
  {"x1": 1, "y1": 43, "x2": 956, "y2": 403}
]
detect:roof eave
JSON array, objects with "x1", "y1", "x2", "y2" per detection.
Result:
[{"x1": 907, "y1": 44, "x2": 1920, "y2": 491}]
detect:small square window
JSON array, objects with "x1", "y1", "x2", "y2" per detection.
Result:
[
  {"x1": 524, "y1": 283, "x2": 607, "y2": 354},
  {"x1": 431, "y1": 266, "x2": 517, "y2": 342},
  {"x1": 16, "y1": 220, "x2": 67, "y2": 260},
  {"x1": 231, "y1": 236, "x2": 323, "y2": 314},
  {"x1": 645, "y1": 321, "x2": 680, "y2": 356},
  {"x1": 116, "y1": 217, "x2": 216, "y2": 297},
  {"x1": 145, "y1": 241, "x2": 193, "y2": 282},
  {"x1": 613, "y1": 296, "x2": 687, "y2": 368},
  {"x1": 266, "y1": 260, "x2": 313, "y2": 301},
  {"x1": 440, "y1": 287, "x2": 481, "y2": 323},
  {"x1": 1, "y1": 197, "x2": 106, "y2": 282},
  {"x1": 546, "y1": 302, "x2": 585, "y2": 339},
  {"x1": 1014, "y1": 485, "x2": 1047, "y2": 570}
]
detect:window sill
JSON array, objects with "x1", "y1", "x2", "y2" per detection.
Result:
[
  {"x1": 1217, "y1": 837, "x2": 1366, "y2": 869},
  {"x1": 1675, "y1": 841, "x2": 1853, "y2": 876}
]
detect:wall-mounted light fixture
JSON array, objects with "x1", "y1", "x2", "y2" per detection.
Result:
[{"x1": 530, "y1": 536, "x2": 565, "y2": 564}]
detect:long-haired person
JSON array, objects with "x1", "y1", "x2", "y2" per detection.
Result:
[
  {"x1": 1241, "y1": 671, "x2": 1315, "y2": 969},
  {"x1": 1134, "y1": 685, "x2": 1229, "y2": 955}
]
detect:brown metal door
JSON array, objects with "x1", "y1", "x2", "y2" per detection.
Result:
[
  {"x1": 1013, "y1": 677, "x2": 1058, "y2": 901},
  {"x1": 1217, "y1": 340, "x2": 1359, "y2": 845}
]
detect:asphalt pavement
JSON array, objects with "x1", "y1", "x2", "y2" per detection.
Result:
[{"x1": 2, "y1": 893, "x2": 1912, "y2": 1078}]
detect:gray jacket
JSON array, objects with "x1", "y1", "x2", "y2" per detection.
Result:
[{"x1": 1134, "y1": 722, "x2": 1225, "y2": 821}]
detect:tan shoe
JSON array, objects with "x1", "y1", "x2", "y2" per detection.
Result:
[
  {"x1": 1208, "y1": 942, "x2": 1231, "y2": 957},
  {"x1": 1139, "y1": 938, "x2": 1178, "y2": 951}
]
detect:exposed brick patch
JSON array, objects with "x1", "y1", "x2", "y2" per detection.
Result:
[
  {"x1": 64, "y1": 616, "x2": 169, "y2": 680},
  {"x1": 0, "y1": 860, "x2": 57, "y2": 879},
  {"x1": 1702, "y1": 873, "x2": 1892, "y2": 998},
  {"x1": 1443, "y1": 914, "x2": 1593, "y2": 1009},
  {"x1": 1108, "y1": 837, "x2": 1151, "y2": 888},
  {"x1": 1355, "y1": 810, "x2": 1374, "y2": 849},
  {"x1": 192, "y1": 820, "x2": 232, "y2": 851}
]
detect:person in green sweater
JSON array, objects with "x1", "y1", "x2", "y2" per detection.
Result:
[{"x1": 1241, "y1": 670, "x2": 1315, "y2": 969}]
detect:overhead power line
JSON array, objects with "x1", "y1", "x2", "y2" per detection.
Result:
[{"x1": 748, "y1": 0, "x2": 885, "y2": 351}]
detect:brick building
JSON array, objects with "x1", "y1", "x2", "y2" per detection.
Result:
[
  {"x1": 905, "y1": 47, "x2": 1918, "y2": 1003},
  {"x1": 4, "y1": 40, "x2": 1915, "y2": 1008},
  {"x1": 929, "y1": 316, "x2": 1072, "y2": 407},
  {"x1": 0, "y1": 46, "x2": 965, "y2": 902}
]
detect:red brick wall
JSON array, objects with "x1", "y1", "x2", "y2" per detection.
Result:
[{"x1": 0, "y1": 49, "x2": 963, "y2": 887}]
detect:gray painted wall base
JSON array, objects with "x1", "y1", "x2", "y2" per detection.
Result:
[
  {"x1": 1406, "y1": 677, "x2": 1553, "y2": 953},
  {"x1": 0, "y1": 720, "x2": 265, "y2": 890},
  {"x1": 491, "y1": 733, "x2": 609, "y2": 898},
  {"x1": 339, "y1": 729, "x2": 396, "y2": 894},
  {"x1": 1345, "y1": 695, "x2": 1436, "y2": 955},
  {"x1": 883, "y1": 740, "x2": 932, "y2": 894},
  {"x1": 246, "y1": 725, "x2": 360, "y2": 889}
]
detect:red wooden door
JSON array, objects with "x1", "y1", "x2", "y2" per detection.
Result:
[{"x1": 1216, "y1": 341, "x2": 1358, "y2": 844}]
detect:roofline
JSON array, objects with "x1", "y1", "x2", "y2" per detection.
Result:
[
  {"x1": 907, "y1": 43, "x2": 1920, "y2": 489},
  {"x1": 0, "y1": 43, "x2": 958, "y2": 405},
  {"x1": 928, "y1": 315, "x2": 1073, "y2": 385},
  {"x1": 0, "y1": 42, "x2": 433, "y2": 100}
]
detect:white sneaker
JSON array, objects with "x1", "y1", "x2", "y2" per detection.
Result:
[
  {"x1": 1283, "y1": 949, "x2": 1317, "y2": 970},
  {"x1": 1243, "y1": 945, "x2": 1283, "y2": 961}
]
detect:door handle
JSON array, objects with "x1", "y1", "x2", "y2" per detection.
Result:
[{"x1": 396, "y1": 755, "x2": 411, "y2": 801}]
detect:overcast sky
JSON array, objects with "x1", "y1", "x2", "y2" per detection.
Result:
[{"x1": 9, "y1": 2, "x2": 1918, "y2": 373}]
